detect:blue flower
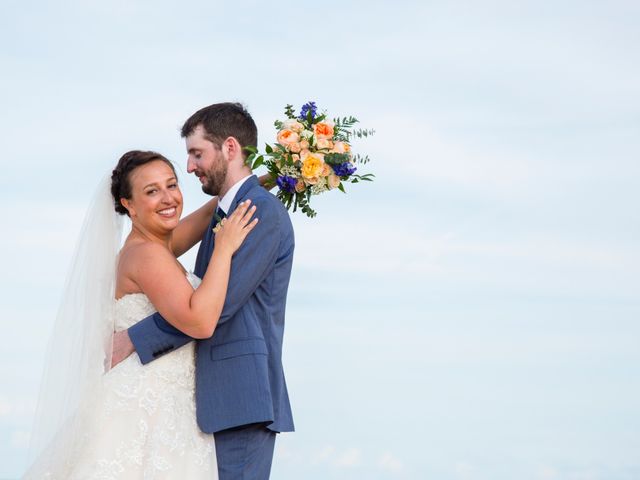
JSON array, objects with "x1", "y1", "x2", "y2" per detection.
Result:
[
  {"x1": 276, "y1": 175, "x2": 298, "y2": 194},
  {"x1": 299, "y1": 101, "x2": 317, "y2": 121},
  {"x1": 331, "y1": 162, "x2": 357, "y2": 177}
]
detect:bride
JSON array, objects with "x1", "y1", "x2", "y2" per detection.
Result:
[{"x1": 23, "y1": 150, "x2": 258, "y2": 479}]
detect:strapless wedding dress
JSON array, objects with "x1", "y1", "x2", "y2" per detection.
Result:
[{"x1": 23, "y1": 272, "x2": 217, "y2": 479}]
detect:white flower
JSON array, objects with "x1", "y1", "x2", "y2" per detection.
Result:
[
  {"x1": 311, "y1": 178, "x2": 329, "y2": 195},
  {"x1": 299, "y1": 129, "x2": 314, "y2": 140}
]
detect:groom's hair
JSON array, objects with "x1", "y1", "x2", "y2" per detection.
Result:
[{"x1": 181, "y1": 102, "x2": 258, "y2": 160}]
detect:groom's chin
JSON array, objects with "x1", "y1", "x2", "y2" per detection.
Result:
[{"x1": 201, "y1": 185, "x2": 217, "y2": 196}]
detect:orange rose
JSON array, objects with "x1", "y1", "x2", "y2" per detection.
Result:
[{"x1": 313, "y1": 121, "x2": 334, "y2": 139}]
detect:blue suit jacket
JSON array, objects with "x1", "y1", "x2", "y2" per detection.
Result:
[{"x1": 128, "y1": 175, "x2": 295, "y2": 433}]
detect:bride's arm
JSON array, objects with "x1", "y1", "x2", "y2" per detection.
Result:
[
  {"x1": 170, "y1": 197, "x2": 218, "y2": 258},
  {"x1": 128, "y1": 201, "x2": 258, "y2": 339},
  {"x1": 169, "y1": 175, "x2": 274, "y2": 258}
]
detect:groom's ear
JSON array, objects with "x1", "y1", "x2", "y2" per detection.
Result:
[{"x1": 222, "y1": 136, "x2": 242, "y2": 162}]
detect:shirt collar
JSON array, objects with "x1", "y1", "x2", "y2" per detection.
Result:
[{"x1": 218, "y1": 174, "x2": 253, "y2": 214}]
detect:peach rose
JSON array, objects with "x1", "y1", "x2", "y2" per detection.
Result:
[
  {"x1": 289, "y1": 142, "x2": 301, "y2": 153},
  {"x1": 316, "y1": 138, "x2": 334, "y2": 150},
  {"x1": 328, "y1": 173, "x2": 341, "y2": 189},
  {"x1": 295, "y1": 179, "x2": 306, "y2": 193},
  {"x1": 277, "y1": 129, "x2": 300, "y2": 148},
  {"x1": 284, "y1": 120, "x2": 304, "y2": 133},
  {"x1": 321, "y1": 163, "x2": 332, "y2": 177},
  {"x1": 313, "y1": 121, "x2": 334, "y2": 139},
  {"x1": 299, "y1": 139, "x2": 310, "y2": 150},
  {"x1": 332, "y1": 141, "x2": 351, "y2": 154}
]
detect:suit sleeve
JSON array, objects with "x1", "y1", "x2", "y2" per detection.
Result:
[{"x1": 128, "y1": 197, "x2": 280, "y2": 365}]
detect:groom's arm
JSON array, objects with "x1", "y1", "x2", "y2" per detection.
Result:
[{"x1": 127, "y1": 197, "x2": 282, "y2": 365}]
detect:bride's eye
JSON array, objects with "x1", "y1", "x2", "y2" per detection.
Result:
[
  {"x1": 168, "y1": 183, "x2": 178, "y2": 189},
  {"x1": 146, "y1": 189, "x2": 157, "y2": 195}
]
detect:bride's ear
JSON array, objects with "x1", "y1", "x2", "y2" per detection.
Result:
[{"x1": 120, "y1": 198, "x2": 135, "y2": 217}]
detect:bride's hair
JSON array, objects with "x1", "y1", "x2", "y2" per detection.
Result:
[{"x1": 111, "y1": 150, "x2": 177, "y2": 216}]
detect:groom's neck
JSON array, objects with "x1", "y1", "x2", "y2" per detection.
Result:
[{"x1": 219, "y1": 165, "x2": 252, "y2": 199}]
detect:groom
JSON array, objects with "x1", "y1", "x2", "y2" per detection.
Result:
[{"x1": 112, "y1": 102, "x2": 295, "y2": 479}]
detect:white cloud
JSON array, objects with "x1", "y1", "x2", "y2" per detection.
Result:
[
  {"x1": 378, "y1": 451, "x2": 404, "y2": 473},
  {"x1": 0, "y1": 397, "x2": 11, "y2": 417},
  {"x1": 333, "y1": 447, "x2": 362, "y2": 468},
  {"x1": 537, "y1": 465, "x2": 560, "y2": 480},
  {"x1": 365, "y1": 116, "x2": 534, "y2": 193},
  {"x1": 310, "y1": 445, "x2": 335, "y2": 466},
  {"x1": 454, "y1": 461, "x2": 477, "y2": 480}
]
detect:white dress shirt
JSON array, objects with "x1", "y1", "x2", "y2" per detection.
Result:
[{"x1": 217, "y1": 174, "x2": 253, "y2": 215}]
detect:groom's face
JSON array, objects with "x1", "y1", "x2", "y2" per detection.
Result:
[{"x1": 186, "y1": 125, "x2": 228, "y2": 196}]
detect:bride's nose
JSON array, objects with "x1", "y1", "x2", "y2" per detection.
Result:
[{"x1": 160, "y1": 188, "x2": 173, "y2": 203}]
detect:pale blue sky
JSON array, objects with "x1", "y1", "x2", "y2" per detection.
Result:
[{"x1": 1, "y1": 1, "x2": 639, "y2": 479}]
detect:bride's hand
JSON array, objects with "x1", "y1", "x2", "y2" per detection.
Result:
[{"x1": 214, "y1": 200, "x2": 258, "y2": 255}]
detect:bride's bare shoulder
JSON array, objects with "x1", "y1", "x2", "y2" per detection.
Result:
[
  {"x1": 116, "y1": 241, "x2": 178, "y2": 298},
  {"x1": 119, "y1": 241, "x2": 174, "y2": 271}
]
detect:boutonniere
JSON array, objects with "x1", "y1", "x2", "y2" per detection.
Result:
[{"x1": 212, "y1": 212, "x2": 225, "y2": 235}]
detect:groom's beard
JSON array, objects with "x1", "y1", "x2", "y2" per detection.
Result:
[{"x1": 200, "y1": 162, "x2": 228, "y2": 197}]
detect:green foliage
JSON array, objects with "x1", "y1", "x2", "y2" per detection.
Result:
[
  {"x1": 324, "y1": 153, "x2": 351, "y2": 165},
  {"x1": 353, "y1": 153, "x2": 371, "y2": 164},
  {"x1": 284, "y1": 104, "x2": 296, "y2": 119}
]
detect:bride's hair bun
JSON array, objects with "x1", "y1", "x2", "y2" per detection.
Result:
[{"x1": 111, "y1": 151, "x2": 177, "y2": 216}]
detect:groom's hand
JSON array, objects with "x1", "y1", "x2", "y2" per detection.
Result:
[{"x1": 111, "y1": 330, "x2": 135, "y2": 368}]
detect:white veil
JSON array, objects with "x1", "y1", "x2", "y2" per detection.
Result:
[{"x1": 25, "y1": 174, "x2": 124, "y2": 472}]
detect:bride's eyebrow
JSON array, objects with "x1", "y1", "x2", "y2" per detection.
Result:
[{"x1": 143, "y1": 177, "x2": 177, "y2": 189}]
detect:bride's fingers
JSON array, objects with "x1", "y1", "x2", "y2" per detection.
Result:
[
  {"x1": 239, "y1": 205, "x2": 257, "y2": 227},
  {"x1": 229, "y1": 200, "x2": 252, "y2": 224},
  {"x1": 243, "y1": 218, "x2": 259, "y2": 231}
]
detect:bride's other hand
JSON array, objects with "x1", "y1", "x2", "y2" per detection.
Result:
[
  {"x1": 258, "y1": 173, "x2": 276, "y2": 190},
  {"x1": 215, "y1": 200, "x2": 258, "y2": 256},
  {"x1": 111, "y1": 330, "x2": 134, "y2": 368}
]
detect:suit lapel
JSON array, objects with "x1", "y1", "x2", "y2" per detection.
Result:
[{"x1": 195, "y1": 175, "x2": 259, "y2": 275}]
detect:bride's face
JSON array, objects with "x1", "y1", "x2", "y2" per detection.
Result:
[{"x1": 124, "y1": 160, "x2": 183, "y2": 234}]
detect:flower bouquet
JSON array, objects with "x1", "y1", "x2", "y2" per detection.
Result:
[{"x1": 246, "y1": 101, "x2": 374, "y2": 217}]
